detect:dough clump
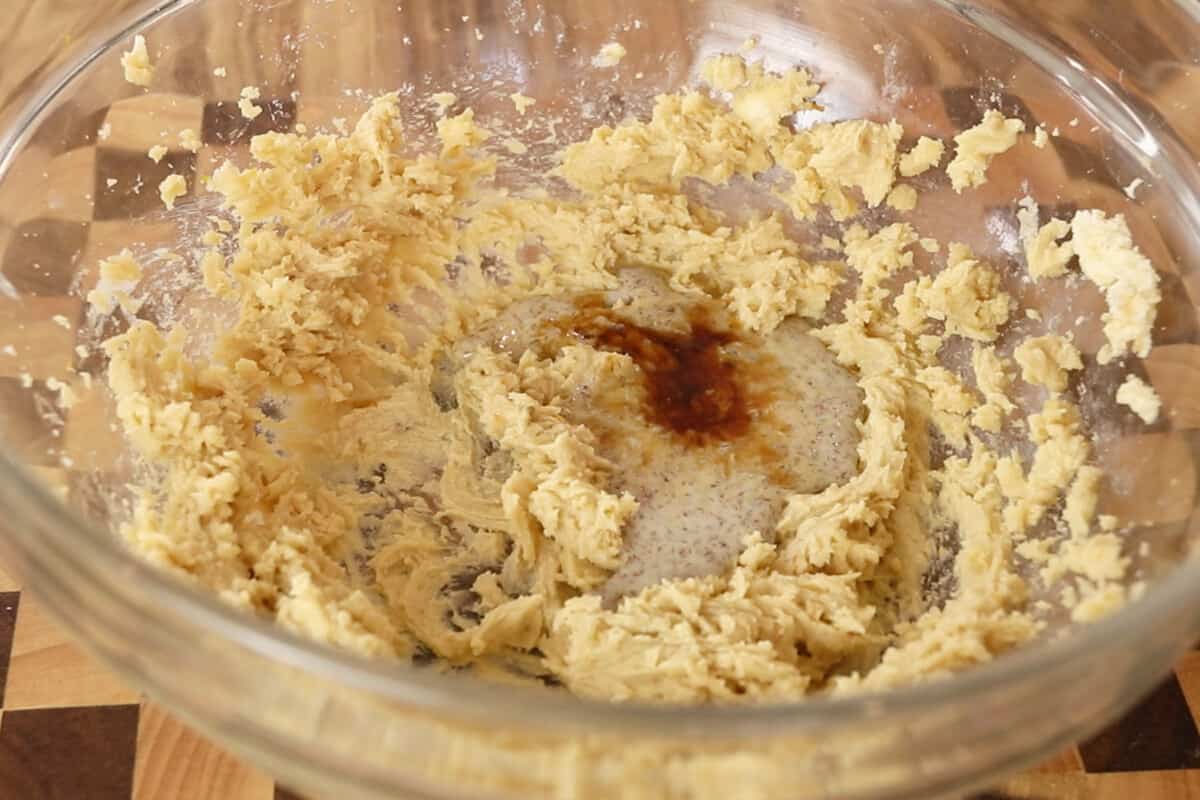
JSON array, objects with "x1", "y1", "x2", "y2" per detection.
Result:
[
  {"x1": 946, "y1": 109, "x2": 1024, "y2": 192},
  {"x1": 121, "y1": 35, "x2": 155, "y2": 87},
  {"x1": 1014, "y1": 335, "x2": 1082, "y2": 393},
  {"x1": 1017, "y1": 197, "x2": 1074, "y2": 280},
  {"x1": 158, "y1": 174, "x2": 186, "y2": 210},
  {"x1": 238, "y1": 86, "x2": 263, "y2": 120},
  {"x1": 592, "y1": 42, "x2": 627, "y2": 68},
  {"x1": 1116, "y1": 374, "x2": 1161, "y2": 423},
  {"x1": 1071, "y1": 210, "x2": 1161, "y2": 363},
  {"x1": 898, "y1": 136, "x2": 943, "y2": 177}
]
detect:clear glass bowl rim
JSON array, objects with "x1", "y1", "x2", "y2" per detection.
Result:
[{"x1": 1, "y1": 0, "x2": 1199, "y2": 738}]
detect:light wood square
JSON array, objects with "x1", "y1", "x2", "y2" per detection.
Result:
[
  {"x1": 133, "y1": 702, "x2": 273, "y2": 800},
  {"x1": 5, "y1": 593, "x2": 139, "y2": 709}
]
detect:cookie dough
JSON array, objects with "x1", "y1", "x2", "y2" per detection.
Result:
[
  {"x1": 1116, "y1": 374, "x2": 1161, "y2": 423},
  {"x1": 898, "y1": 136, "x2": 944, "y2": 177},
  {"x1": 158, "y1": 174, "x2": 186, "y2": 210},
  {"x1": 946, "y1": 109, "x2": 1024, "y2": 192},
  {"x1": 121, "y1": 35, "x2": 154, "y2": 87},
  {"x1": 1071, "y1": 209, "x2": 1161, "y2": 363},
  {"x1": 1017, "y1": 197, "x2": 1074, "y2": 280},
  {"x1": 97, "y1": 55, "x2": 1160, "y2": 703},
  {"x1": 179, "y1": 128, "x2": 201, "y2": 153},
  {"x1": 592, "y1": 42, "x2": 627, "y2": 68},
  {"x1": 1014, "y1": 335, "x2": 1082, "y2": 393},
  {"x1": 239, "y1": 86, "x2": 263, "y2": 120}
]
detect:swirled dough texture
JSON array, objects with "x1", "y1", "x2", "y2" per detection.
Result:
[{"x1": 100, "y1": 57, "x2": 1158, "y2": 703}]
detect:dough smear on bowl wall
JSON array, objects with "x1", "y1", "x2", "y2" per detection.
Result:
[{"x1": 91, "y1": 42, "x2": 1163, "y2": 704}]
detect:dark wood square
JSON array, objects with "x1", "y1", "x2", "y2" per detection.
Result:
[
  {"x1": 940, "y1": 86, "x2": 1038, "y2": 130},
  {"x1": 1, "y1": 218, "x2": 90, "y2": 296},
  {"x1": 92, "y1": 148, "x2": 198, "y2": 221},
  {"x1": 1051, "y1": 136, "x2": 1110, "y2": 184},
  {"x1": 1079, "y1": 674, "x2": 1200, "y2": 772},
  {"x1": 202, "y1": 98, "x2": 298, "y2": 146},
  {"x1": 0, "y1": 593, "x2": 19, "y2": 707},
  {"x1": 0, "y1": 377, "x2": 67, "y2": 468},
  {"x1": 1153, "y1": 272, "x2": 1200, "y2": 349},
  {"x1": 32, "y1": 103, "x2": 111, "y2": 156},
  {"x1": 0, "y1": 705, "x2": 139, "y2": 800}
]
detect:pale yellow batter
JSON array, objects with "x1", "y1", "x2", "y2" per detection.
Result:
[{"x1": 96, "y1": 55, "x2": 1159, "y2": 703}]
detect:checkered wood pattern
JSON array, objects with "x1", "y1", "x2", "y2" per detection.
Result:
[
  {"x1": 0, "y1": 16, "x2": 314, "y2": 791},
  {"x1": 1, "y1": 0, "x2": 1200, "y2": 797}
]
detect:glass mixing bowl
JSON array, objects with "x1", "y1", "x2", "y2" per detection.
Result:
[{"x1": 2, "y1": 0, "x2": 1200, "y2": 797}]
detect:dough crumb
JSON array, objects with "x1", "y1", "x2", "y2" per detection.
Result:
[
  {"x1": 1116, "y1": 374, "x2": 1161, "y2": 424},
  {"x1": 592, "y1": 42, "x2": 627, "y2": 68},
  {"x1": 179, "y1": 128, "x2": 201, "y2": 153},
  {"x1": 701, "y1": 54, "x2": 748, "y2": 93},
  {"x1": 213, "y1": 66, "x2": 227, "y2": 77},
  {"x1": 1032, "y1": 125, "x2": 1049, "y2": 148},
  {"x1": 898, "y1": 136, "x2": 944, "y2": 177},
  {"x1": 886, "y1": 184, "x2": 918, "y2": 211},
  {"x1": 431, "y1": 92, "x2": 457, "y2": 114},
  {"x1": 147, "y1": 145, "x2": 168, "y2": 163},
  {"x1": 946, "y1": 110, "x2": 1025, "y2": 192},
  {"x1": 1071, "y1": 210, "x2": 1160, "y2": 363},
  {"x1": 723, "y1": 58, "x2": 821, "y2": 139},
  {"x1": 100, "y1": 250, "x2": 143, "y2": 282},
  {"x1": 699, "y1": 56, "x2": 821, "y2": 146},
  {"x1": 121, "y1": 35, "x2": 155, "y2": 87},
  {"x1": 808, "y1": 120, "x2": 903, "y2": 207},
  {"x1": 971, "y1": 344, "x2": 1015, "y2": 431},
  {"x1": 999, "y1": 396, "x2": 1091, "y2": 537},
  {"x1": 1017, "y1": 197, "x2": 1074, "y2": 280},
  {"x1": 158, "y1": 174, "x2": 187, "y2": 210},
  {"x1": 44, "y1": 377, "x2": 76, "y2": 410},
  {"x1": 918, "y1": 244, "x2": 1012, "y2": 341},
  {"x1": 918, "y1": 365, "x2": 977, "y2": 447},
  {"x1": 1124, "y1": 177, "x2": 1145, "y2": 199},
  {"x1": 87, "y1": 250, "x2": 144, "y2": 314},
  {"x1": 1015, "y1": 334, "x2": 1083, "y2": 393},
  {"x1": 238, "y1": 86, "x2": 263, "y2": 120},
  {"x1": 510, "y1": 93, "x2": 536, "y2": 114}
]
